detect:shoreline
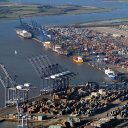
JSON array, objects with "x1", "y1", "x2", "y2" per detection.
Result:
[
  {"x1": 0, "y1": 2, "x2": 128, "y2": 27},
  {"x1": 0, "y1": 2, "x2": 113, "y2": 21},
  {"x1": 33, "y1": 37, "x2": 128, "y2": 77}
]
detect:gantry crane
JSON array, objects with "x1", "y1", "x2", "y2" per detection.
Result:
[
  {"x1": 29, "y1": 55, "x2": 75, "y2": 94},
  {"x1": 18, "y1": 17, "x2": 51, "y2": 42},
  {"x1": 0, "y1": 64, "x2": 17, "y2": 107},
  {"x1": 0, "y1": 64, "x2": 35, "y2": 107}
]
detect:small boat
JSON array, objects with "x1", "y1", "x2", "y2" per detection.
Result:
[
  {"x1": 15, "y1": 50, "x2": 18, "y2": 55},
  {"x1": 16, "y1": 29, "x2": 32, "y2": 39},
  {"x1": 104, "y1": 68, "x2": 116, "y2": 79},
  {"x1": 73, "y1": 56, "x2": 84, "y2": 63}
]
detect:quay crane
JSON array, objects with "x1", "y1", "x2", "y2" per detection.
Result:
[
  {"x1": 18, "y1": 17, "x2": 51, "y2": 42},
  {"x1": 0, "y1": 64, "x2": 36, "y2": 107},
  {"x1": 29, "y1": 55, "x2": 75, "y2": 94},
  {"x1": 0, "y1": 64, "x2": 17, "y2": 107}
]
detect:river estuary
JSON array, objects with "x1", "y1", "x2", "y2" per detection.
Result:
[{"x1": 0, "y1": 0, "x2": 128, "y2": 127}]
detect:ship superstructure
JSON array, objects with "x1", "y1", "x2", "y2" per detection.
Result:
[{"x1": 105, "y1": 68, "x2": 116, "y2": 79}]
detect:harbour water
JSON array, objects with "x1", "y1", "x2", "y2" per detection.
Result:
[
  {"x1": 9, "y1": 0, "x2": 128, "y2": 24},
  {"x1": 0, "y1": 20, "x2": 105, "y2": 107},
  {"x1": 0, "y1": 0, "x2": 128, "y2": 127}
]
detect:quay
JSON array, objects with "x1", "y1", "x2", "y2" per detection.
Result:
[
  {"x1": 0, "y1": 82, "x2": 128, "y2": 127},
  {"x1": 32, "y1": 37, "x2": 43, "y2": 43}
]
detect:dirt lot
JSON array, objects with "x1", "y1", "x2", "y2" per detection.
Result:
[{"x1": 88, "y1": 27, "x2": 128, "y2": 38}]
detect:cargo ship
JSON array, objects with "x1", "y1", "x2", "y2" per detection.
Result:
[
  {"x1": 73, "y1": 56, "x2": 84, "y2": 63},
  {"x1": 16, "y1": 29, "x2": 32, "y2": 39}
]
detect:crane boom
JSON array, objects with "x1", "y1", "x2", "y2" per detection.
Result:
[{"x1": 0, "y1": 64, "x2": 15, "y2": 87}]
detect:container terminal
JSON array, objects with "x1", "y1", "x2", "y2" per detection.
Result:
[
  {"x1": 0, "y1": 19, "x2": 128, "y2": 128},
  {"x1": 16, "y1": 18, "x2": 128, "y2": 81},
  {"x1": 0, "y1": 76, "x2": 128, "y2": 128},
  {"x1": 0, "y1": 55, "x2": 128, "y2": 128}
]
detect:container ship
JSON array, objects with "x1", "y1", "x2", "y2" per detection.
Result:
[
  {"x1": 73, "y1": 56, "x2": 84, "y2": 63},
  {"x1": 16, "y1": 29, "x2": 32, "y2": 39}
]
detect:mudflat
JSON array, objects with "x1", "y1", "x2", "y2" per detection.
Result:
[{"x1": 0, "y1": 2, "x2": 113, "y2": 20}]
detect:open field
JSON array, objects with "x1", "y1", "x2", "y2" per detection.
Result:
[
  {"x1": 0, "y1": 2, "x2": 113, "y2": 20},
  {"x1": 88, "y1": 26, "x2": 128, "y2": 37}
]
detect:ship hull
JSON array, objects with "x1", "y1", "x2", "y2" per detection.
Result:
[
  {"x1": 73, "y1": 56, "x2": 84, "y2": 63},
  {"x1": 16, "y1": 29, "x2": 32, "y2": 39}
]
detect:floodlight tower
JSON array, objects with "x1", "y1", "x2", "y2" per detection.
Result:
[{"x1": 16, "y1": 99, "x2": 28, "y2": 128}]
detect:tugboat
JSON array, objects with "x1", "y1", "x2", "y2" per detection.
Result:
[
  {"x1": 73, "y1": 56, "x2": 84, "y2": 63},
  {"x1": 16, "y1": 29, "x2": 32, "y2": 39}
]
